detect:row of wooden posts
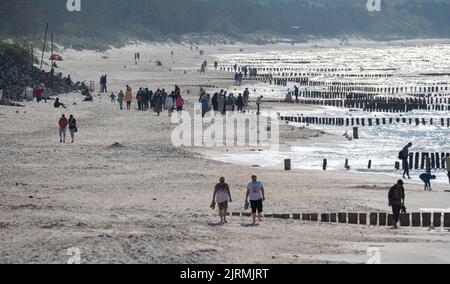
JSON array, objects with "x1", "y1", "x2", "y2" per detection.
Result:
[
  {"x1": 289, "y1": 91, "x2": 450, "y2": 104},
  {"x1": 283, "y1": 154, "x2": 450, "y2": 172},
  {"x1": 221, "y1": 64, "x2": 450, "y2": 96},
  {"x1": 395, "y1": 152, "x2": 450, "y2": 171},
  {"x1": 280, "y1": 116, "x2": 450, "y2": 127},
  {"x1": 295, "y1": 99, "x2": 448, "y2": 112},
  {"x1": 230, "y1": 212, "x2": 450, "y2": 228}
]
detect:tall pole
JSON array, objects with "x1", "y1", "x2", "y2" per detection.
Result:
[
  {"x1": 51, "y1": 32, "x2": 54, "y2": 69},
  {"x1": 39, "y1": 21, "x2": 49, "y2": 71},
  {"x1": 31, "y1": 44, "x2": 34, "y2": 89}
]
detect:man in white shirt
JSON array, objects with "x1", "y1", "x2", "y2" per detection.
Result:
[{"x1": 245, "y1": 175, "x2": 266, "y2": 225}]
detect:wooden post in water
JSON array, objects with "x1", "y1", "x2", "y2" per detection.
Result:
[
  {"x1": 368, "y1": 160, "x2": 372, "y2": 169},
  {"x1": 353, "y1": 127, "x2": 359, "y2": 139},
  {"x1": 426, "y1": 156, "x2": 431, "y2": 173},
  {"x1": 284, "y1": 159, "x2": 291, "y2": 171},
  {"x1": 323, "y1": 159, "x2": 327, "y2": 171}
]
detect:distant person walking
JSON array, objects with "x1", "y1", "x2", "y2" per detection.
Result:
[
  {"x1": 165, "y1": 93, "x2": 174, "y2": 117},
  {"x1": 419, "y1": 172, "x2": 436, "y2": 191},
  {"x1": 246, "y1": 175, "x2": 266, "y2": 225},
  {"x1": 236, "y1": 94, "x2": 244, "y2": 112},
  {"x1": 212, "y1": 177, "x2": 232, "y2": 224},
  {"x1": 117, "y1": 90, "x2": 125, "y2": 110},
  {"x1": 399, "y1": 143, "x2": 412, "y2": 179},
  {"x1": 388, "y1": 180, "x2": 406, "y2": 229},
  {"x1": 243, "y1": 88, "x2": 250, "y2": 110},
  {"x1": 110, "y1": 92, "x2": 116, "y2": 103},
  {"x1": 256, "y1": 95, "x2": 263, "y2": 115},
  {"x1": 125, "y1": 87, "x2": 133, "y2": 110},
  {"x1": 59, "y1": 114, "x2": 69, "y2": 143},
  {"x1": 68, "y1": 115, "x2": 77, "y2": 144},
  {"x1": 176, "y1": 95, "x2": 185, "y2": 115},
  {"x1": 100, "y1": 75, "x2": 108, "y2": 93}
]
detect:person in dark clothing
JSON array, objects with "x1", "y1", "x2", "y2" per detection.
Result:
[
  {"x1": 388, "y1": 180, "x2": 406, "y2": 229},
  {"x1": 236, "y1": 94, "x2": 244, "y2": 112},
  {"x1": 419, "y1": 173, "x2": 437, "y2": 191},
  {"x1": 294, "y1": 86, "x2": 299, "y2": 102},
  {"x1": 68, "y1": 115, "x2": 77, "y2": 144},
  {"x1": 54, "y1": 98, "x2": 66, "y2": 109},
  {"x1": 212, "y1": 93, "x2": 219, "y2": 113},
  {"x1": 400, "y1": 143, "x2": 413, "y2": 179}
]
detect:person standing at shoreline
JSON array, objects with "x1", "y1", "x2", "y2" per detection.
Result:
[
  {"x1": 399, "y1": 143, "x2": 412, "y2": 179},
  {"x1": 245, "y1": 175, "x2": 266, "y2": 225}
]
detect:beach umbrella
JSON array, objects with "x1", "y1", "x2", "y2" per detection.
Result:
[{"x1": 49, "y1": 54, "x2": 63, "y2": 61}]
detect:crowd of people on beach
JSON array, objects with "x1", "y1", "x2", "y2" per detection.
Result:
[
  {"x1": 109, "y1": 85, "x2": 185, "y2": 117},
  {"x1": 197, "y1": 88, "x2": 263, "y2": 117}
]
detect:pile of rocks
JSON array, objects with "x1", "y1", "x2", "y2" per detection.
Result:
[{"x1": 0, "y1": 50, "x2": 82, "y2": 102}]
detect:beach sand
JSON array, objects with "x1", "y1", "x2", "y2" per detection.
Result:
[{"x1": 1, "y1": 42, "x2": 450, "y2": 264}]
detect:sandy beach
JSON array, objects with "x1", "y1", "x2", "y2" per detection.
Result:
[{"x1": 1, "y1": 42, "x2": 450, "y2": 264}]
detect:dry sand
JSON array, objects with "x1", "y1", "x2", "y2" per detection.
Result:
[{"x1": 1, "y1": 43, "x2": 450, "y2": 264}]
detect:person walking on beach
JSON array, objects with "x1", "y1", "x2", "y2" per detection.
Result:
[
  {"x1": 136, "y1": 88, "x2": 143, "y2": 111},
  {"x1": 68, "y1": 115, "x2": 77, "y2": 144},
  {"x1": 165, "y1": 92, "x2": 174, "y2": 117},
  {"x1": 118, "y1": 90, "x2": 124, "y2": 110},
  {"x1": 243, "y1": 88, "x2": 250, "y2": 110},
  {"x1": 245, "y1": 175, "x2": 266, "y2": 225},
  {"x1": 218, "y1": 92, "x2": 226, "y2": 115},
  {"x1": 154, "y1": 92, "x2": 163, "y2": 116},
  {"x1": 256, "y1": 95, "x2": 263, "y2": 115},
  {"x1": 226, "y1": 94, "x2": 236, "y2": 112},
  {"x1": 236, "y1": 93, "x2": 244, "y2": 112},
  {"x1": 201, "y1": 94, "x2": 210, "y2": 118},
  {"x1": 399, "y1": 143, "x2": 412, "y2": 179},
  {"x1": 388, "y1": 180, "x2": 405, "y2": 229},
  {"x1": 419, "y1": 172, "x2": 437, "y2": 192},
  {"x1": 211, "y1": 93, "x2": 219, "y2": 113},
  {"x1": 212, "y1": 177, "x2": 232, "y2": 224},
  {"x1": 176, "y1": 95, "x2": 185, "y2": 116},
  {"x1": 59, "y1": 114, "x2": 69, "y2": 143},
  {"x1": 110, "y1": 92, "x2": 116, "y2": 103},
  {"x1": 125, "y1": 87, "x2": 133, "y2": 111}
]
